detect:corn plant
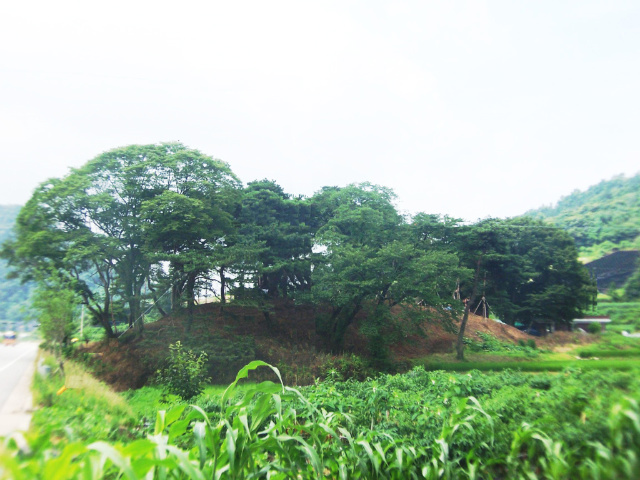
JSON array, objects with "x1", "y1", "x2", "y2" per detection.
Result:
[{"x1": 3, "y1": 362, "x2": 640, "y2": 479}]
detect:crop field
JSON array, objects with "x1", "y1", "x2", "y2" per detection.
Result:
[{"x1": 2, "y1": 355, "x2": 640, "y2": 479}]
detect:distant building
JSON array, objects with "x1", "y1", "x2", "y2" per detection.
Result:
[
  {"x1": 572, "y1": 316, "x2": 611, "y2": 332},
  {"x1": 515, "y1": 316, "x2": 611, "y2": 335}
]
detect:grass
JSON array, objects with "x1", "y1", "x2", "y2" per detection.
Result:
[
  {"x1": 591, "y1": 301, "x2": 640, "y2": 330},
  {"x1": 417, "y1": 356, "x2": 640, "y2": 372},
  {"x1": 31, "y1": 351, "x2": 139, "y2": 443}
]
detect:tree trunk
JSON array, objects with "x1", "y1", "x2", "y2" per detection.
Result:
[
  {"x1": 147, "y1": 279, "x2": 168, "y2": 317},
  {"x1": 330, "y1": 301, "x2": 363, "y2": 351},
  {"x1": 219, "y1": 267, "x2": 226, "y2": 305},
  {"x1": 95, "y1": 309, "x2": 116, "y2": 338},
  {"x1": 455, "y1": 257, "x2": 482, "y2": 361},
  {"x1": 185, "y1": 272, "x2": 197, "y2": 331}
]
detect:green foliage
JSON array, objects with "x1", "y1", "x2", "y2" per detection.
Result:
[
  {"x1": 3, "y1": 142, "x2": 595, "y2": 357},
  {"x1": 30, "y1": 352, "x2": 138, "y2": 445},
  {"x1": 591, "y1": 302, "x2": 640, "y2": 332},
  {"x1": 420, "y1": 357, "x2": 640, "y2": 372},
  {"x1": 460, "y1": 217, "x2": 596, "y2": 327},
  {"x1": 577, "y1": 344, "x2": 640, "y2": 359},
  {"x1": 466, "y1": 332, "x2": 539, "y2": 357},
  {"x1": 623, "y1": 267, "x2": 640, "y2": 300},
  {"x1": 587, "y1": 321, "x2": 602, "y2": 334},
  {"x1": 320, "y1": 353, "x2": 371, "y2": 381},
  {"x1": 525, "y1": 173, "x2": 640, "y2": 254},
  {"x1": 236, "y1": 179, "x2": 314, "y2": 298},
  {"x1": 155, "y1": 341, "x2": 210, "y2": 400},
  {"x1": 140, "y1": 333, "x2": 256, "y2": 384},
  {"x1": 308, "y1": 187, "x2": 464, "y2": 348},
  {"x1": 1, "y1": 143, "x2": 241, "y2": 337},
  {"x1": 5, "y1": 362, "x2": 640, "y2": 479},
  {"x1": 31, "y1": 279, "x2": 77, "y2": 348}
]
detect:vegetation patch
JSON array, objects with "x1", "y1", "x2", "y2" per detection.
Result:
[
  {"x1": 4, "y1": 360, "x2": 640, "y2": 479},
  {"x1": 30, "y1": 351, "x2": 139, "y2": 444}
]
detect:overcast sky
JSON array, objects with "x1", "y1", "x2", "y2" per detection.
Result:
[{"x1": 1, "y1": 1, "x2": 639, "y2": 221}]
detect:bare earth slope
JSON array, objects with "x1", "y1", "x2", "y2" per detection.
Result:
[{"x1": 79, "y1": 301, "x2": 583, "y2": 390}]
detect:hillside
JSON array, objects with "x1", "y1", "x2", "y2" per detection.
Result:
[
  {"x1": 525, "y1": 173, "x2": 640, "y2": 261},
  {"x1": 0, "y1": 205, "x2": 33, "y2": 325}
]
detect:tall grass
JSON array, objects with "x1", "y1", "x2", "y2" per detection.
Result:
[{"x1": 30, "y1": 351, "x2": 138, "y2": 444}]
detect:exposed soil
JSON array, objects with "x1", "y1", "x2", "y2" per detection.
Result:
[{"x1": 78, "y1": 299, "x2": 592, "y2": 391}]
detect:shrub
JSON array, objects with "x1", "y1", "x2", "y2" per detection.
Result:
[
  {"x1": 155, "y1": 341, "x2": 210, "y2": 400},
  {"x1": 321, "y1": 353, "x2": 370, "y2": 381},
  {"x1": 587, "y1": 322, "x2": 602, "y2": 334}
]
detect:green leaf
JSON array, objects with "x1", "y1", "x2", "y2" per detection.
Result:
[{"x1": 88, "y1": 441, "x2": 138, "y2": 480}]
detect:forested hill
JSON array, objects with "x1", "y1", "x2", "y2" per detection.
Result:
[
  {"x1": 0, "y1": 204, "x2": 32, "y2": 323},
  {"x1": 524, "y1": 173, "x2": 640, "y2": 261},
  {"x1": 0, "y1": 205, "x2": 21, "y2": 239}
]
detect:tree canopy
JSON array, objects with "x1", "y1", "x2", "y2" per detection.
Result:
[{"x1": 1, "y1": 143, "x2": 595, "y2": 351}]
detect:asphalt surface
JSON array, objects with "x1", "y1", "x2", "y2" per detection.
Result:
[{"x1": 0, "y1": 340, "x2": 39, "y2": 437}]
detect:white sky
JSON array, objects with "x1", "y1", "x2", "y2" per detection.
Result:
[{"x1": 1, "y1": 0, "x2": 639, "y2": 221}]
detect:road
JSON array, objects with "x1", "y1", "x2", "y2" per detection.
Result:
[{"x1": 0, "y1": 340, "x2": 39, "y2": 437}]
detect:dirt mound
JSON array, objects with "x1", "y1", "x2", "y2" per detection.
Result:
[
  {"x1": 389, "y1": 313, "x2": 535, "y2": 359},
  {"x1": 78, "y1": 300, "x2": 584, "y2": 390}
]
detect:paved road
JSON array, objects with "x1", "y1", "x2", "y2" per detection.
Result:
[{"x1": 0, "y1": 341, "x2": 39, "y2": 437}]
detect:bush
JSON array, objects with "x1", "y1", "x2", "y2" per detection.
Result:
[
  {"x1": 321, "y1": 353, "x2": 371, "y2": 382},
  {"x1": 156, "y1": 341, "x2": 210, "y2": 400},
  {"x1": 587, "y1": 322, "x2": 602, "y2": 334}
]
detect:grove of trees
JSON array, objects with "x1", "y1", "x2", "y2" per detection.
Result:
[{"x1": 1, "y1": 143, "x2": 596, "y2": 352}]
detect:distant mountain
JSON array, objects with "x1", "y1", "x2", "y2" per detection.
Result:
[
  {"x1": 524, "y1": 173, "x2": 640, "y2": 262},
  {"x1": 0, "y1": 205, "x2": 33, "y2": 325},
  {"x1": 0, "y1": 205, "x2": 21, "y2": 239}
]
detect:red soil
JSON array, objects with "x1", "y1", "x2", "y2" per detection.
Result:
[{"x1": 78, "y1": 299, "x2": 587, "y2": 391}]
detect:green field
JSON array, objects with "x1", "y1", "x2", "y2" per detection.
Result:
[{"x1": 4, "y1": 345, "x2": 640, "y2": 479}]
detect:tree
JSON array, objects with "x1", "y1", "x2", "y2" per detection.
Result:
[
  {"x1": 1, "y1": 143, "x2": 241, "y2": 337},
  {"x1": 309, "y1": 185, "x2": 462, "y2": 350},
  {"x1": 32, "y1": 273, "x2": 78, "y2": 374},
  {"x1": 453, "y1": 217, "x2": 596, "y2": 359},
  {"x1": 140, "y1": 148, "x2": 241, "y2": 325},
  {"x1": 488, "y1": 217, "x2": 596, "y2": 326},
  {"x1": 2, "y1": 177, "x2": 119, "y2": 336},
  {"x1": 623, "y1": 262, "x2": 640, "y2": 301},
  {"x1": 451, "y1": 219, "x2": 507, "y2": 360},
  {"x1": 237, "y1": 180, "x2": 314, "y2": 298},
  {"x1": 33, "y1": 283, "x2": 77, "y2": 348}
]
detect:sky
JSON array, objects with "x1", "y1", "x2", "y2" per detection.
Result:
[{"x1": 1, "y1": 0, "x2": 639, "y2": 222}]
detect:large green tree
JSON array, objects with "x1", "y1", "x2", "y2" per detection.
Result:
[
  {"x1": 454, "y1": 217, "x2": 596, "y2": 358},
  {"x1": 237, "y1": 180, "x2": 314, "y2": 298},
  {"x1": 140, "y1": 147, "x2": 241, "y2": 324},
  {"x1": 487, "y1": 217, "x2": 596, "y2": 326},
  {"x1": 2, "y1": 143, "x2": 241, "y2": 336},
  {"x1": 309, "y1": 184, "x2": 462, "y2": 350}
]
